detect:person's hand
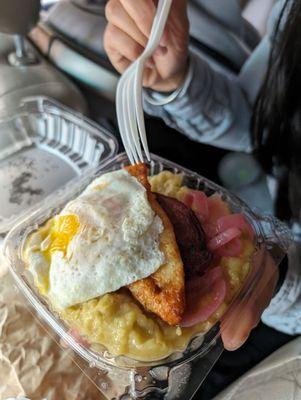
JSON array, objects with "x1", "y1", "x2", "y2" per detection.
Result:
[
  {"x1": 220, "y1": 247, "x2": 279, "y2": 351},
  {"x1": 104, "y1": 0, "x2": 189, "y2": 92}
]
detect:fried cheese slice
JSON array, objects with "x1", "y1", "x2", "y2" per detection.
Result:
[{"x1": 125, "y1": 163, "x2": 185, "y2": 325}]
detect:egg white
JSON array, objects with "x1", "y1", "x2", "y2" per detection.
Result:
[{"x1": 26, "y1": 170, "x2": 164, "y2": 309}]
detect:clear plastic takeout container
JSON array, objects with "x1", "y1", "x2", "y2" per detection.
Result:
[
  {"x1": 0, "y1": 96, "x2": 118, "y2": 235},
  {"x1": 3, "y1": 152, "x2": 293, "y2": 399}
]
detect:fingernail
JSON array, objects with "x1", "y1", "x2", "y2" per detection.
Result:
[{"x1": 225, "y1": 339, "x2": 240, "y2": 351}]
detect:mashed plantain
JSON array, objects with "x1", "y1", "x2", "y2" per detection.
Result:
[
  {"x1": 61, "y1": 291, "x2": 204, "y2": 361},
  {"x1": 24, "y1": 171, "x2": 255, "y2": 361}
]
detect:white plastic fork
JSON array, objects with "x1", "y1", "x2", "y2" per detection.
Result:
[{"x1": 116, "y1": 0, "x2": 173, "y2": 165}]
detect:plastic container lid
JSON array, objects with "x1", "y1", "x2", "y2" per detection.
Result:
[{"x1": 0, "y1": 96, "x2": 118, "y2": 235}]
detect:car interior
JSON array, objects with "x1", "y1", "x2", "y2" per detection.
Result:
[{"x1": 1, "y1": 2, "x2": 296, "y2": 400}]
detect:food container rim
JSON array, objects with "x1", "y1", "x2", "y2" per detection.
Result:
[{"x1": 2, "y1": 151, "x2": 293, "y2": 371}]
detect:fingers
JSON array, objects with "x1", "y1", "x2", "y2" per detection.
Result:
[
  {"x1": 221, "y1": 307, "x2": 253, "y2": 351},
  {"x1": 104, "y1": 24, "x2": 143, "y2": 73},
  {"x1": 104, "y1": 0, "x2": 190, "y2": 90},
  {"x1": 104, "y1": 0, "x2": 154, "y2": 73},
  {"x1": 162, "y1": 0, "x2": 189, "y2": 49},
  {"x1": 119, "y1": 0, "x2": 156, "y2": 37},
  {"x1": 105, "y1": 0, "x2": 148, "y2": 47},
  {"x1": 104, "y1": 24, "x2": 144, "y2": 61}
]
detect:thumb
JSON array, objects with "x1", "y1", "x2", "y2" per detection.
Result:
[
  {"x1": 221, "y1": 273, "x2": 278, "y2": 351},
  {"x1": 220, "y1": 247, "x2": 279, "y2": 351}
]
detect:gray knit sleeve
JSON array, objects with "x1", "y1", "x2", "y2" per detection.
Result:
[{"x1": 143, "y1": 35, "x2": 272, "y2": 152}]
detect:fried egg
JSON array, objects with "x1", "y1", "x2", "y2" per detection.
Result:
[{"x1": 25, "y1": 170, "x2": 164, "y2": 309}]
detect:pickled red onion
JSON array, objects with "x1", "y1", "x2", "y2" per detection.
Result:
[
  {"x1": 207, "y1": 194, "x2": 231, "y2": 223},
  {"x1": 216, "y1": 214, "x2": 254, "y2": 240},
  {"x1": 216, "y1": 237, "x2": 242, "y2": 257},
  {"x1": 181, "y1": 190, "x2": 209, "y2": 222},
  {"x1": 207, "y1": 227, "x2": 241, "y2": 251},
  {"x1": 181, "y1": 266, "x2": 227, "y2": 327}
]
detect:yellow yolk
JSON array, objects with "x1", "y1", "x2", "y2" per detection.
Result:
[
  {"x1": 42, "y1": 214, "x2": 80, "y2": 262},
  {"x1": 30, "y1": 214, "x2": 79, "y2": 294}
]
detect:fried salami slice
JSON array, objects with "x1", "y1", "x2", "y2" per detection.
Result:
[{"x1": 156, "y1": 193, "x2": 212, "y2": 277}]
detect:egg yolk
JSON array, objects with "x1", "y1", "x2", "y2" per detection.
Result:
[{"x1": 43, "y1": 214, "x2": 80, "y2": 262}]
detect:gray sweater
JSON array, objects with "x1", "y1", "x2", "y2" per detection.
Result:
[{"x1": 144, "y1": 0, "x2": 285, "y2": 152}]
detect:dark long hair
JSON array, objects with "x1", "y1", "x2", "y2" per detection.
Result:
[{"x1": 252, "y1": 0, "x2": 301, "y2": 220}]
